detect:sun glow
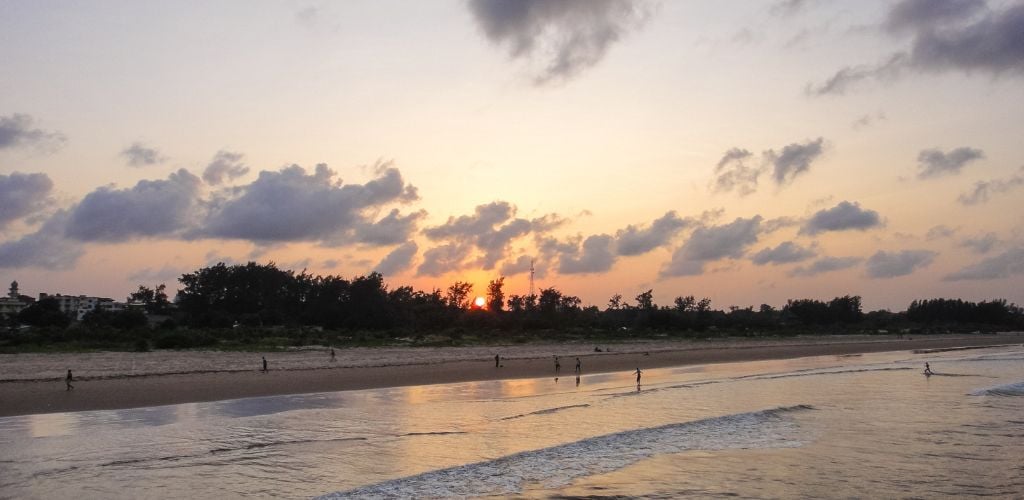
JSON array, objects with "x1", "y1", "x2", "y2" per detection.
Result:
[{"x1": 473, "y1": 296, "x2": 486, "y2": 308}]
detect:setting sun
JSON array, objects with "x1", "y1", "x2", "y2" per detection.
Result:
[{"x1": 473, "y1": 296, "x2": 486, "y2": 308}]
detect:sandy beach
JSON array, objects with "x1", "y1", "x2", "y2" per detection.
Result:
[{"x1": 1, "y1": 333, "x2": 1021, "y2": 417}]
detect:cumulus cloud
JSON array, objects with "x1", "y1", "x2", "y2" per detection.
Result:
[
  {"x1": 711, "y1": 139, "x2": 824, "y2": 194},
  {"x1": 766, "y1": 138, "x2": 825, "y2": 184},
  {"x1": 958, "y1": 167, "x2": 1024, "y2": 205},
  {"x1": 202, "y1": 150, "x2": 250, "y2": 185},
  {"x1": 661, "y1": 216, "x2": 762, "y2": 277},
  {"x1": 614, "y1": 211, "x2": 694, "y2": 256},
  {"x1": 810, "y1": 0, "x2": 1024, "y2": 95},
  {"x1": 944, "y1": 247, "x2": 1024, "y2": 280},
  {"x1": 0, "y1": 210, "x2": 83, "y2": 269},
  {"x1": 788, "y1": 256, "x2": 862, "y2": 277},
  {"x1": 925, "y1": 224, "x2": 957, "y2": 240},
  {"x1": 0, "y1": 172, "x2": 53, "y2": 228},
  {"x1": 121, "y1": 142, "x2": 167, "y2": 167},
  {"x1": 416, "y1": 243, "x2": 473, "y2": 277},
  {"x1": 375, "y1": 241, "x2": 418, "y2": 276},
  {"x1": 424, "y1": 201, "x2": 563, "y2": 270},
  {"x1": 500, "y1": 254, "x2": 535, "y2": 276},
  {"x1": 467, "y1": 0, "x2": 650, "y2": 85},
  {"x1": 65, "y1": 169, "x2": 201, "y2": 242},
  {"x1": 917, "y1": 147, "x2": 984, "y2": 178},
  {"x1": 865, "y1": 249, "x2": 937, "y2": 278},
  {"x1": 750, "y1": 241, "x2": 816, "y2": 265},
  {"x1": 559, "y1": 234, "x2": 616, "y2": 274},
  {"x1": 198, "y1": 163, "x2": 418, "y2": 245},
  {"x1": 352, "y1": 209, "x2": 425, "y2": 246},
  {"x1": 801, "y1": 201, "x2": 882, "y2": 235},
  {"x1": 959, "y1": 232, "x2": 999, "y2": 254},
  {"x1": 0, "y1": 113, "x2": 66, "y2": 152}
]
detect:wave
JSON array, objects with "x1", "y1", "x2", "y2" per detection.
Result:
[
  {"x1": 969, "y1": 381, "x2": 1024, "y2": 397},
  {"x1": 913, "y1": 344, "x2": 1021, "y2": 354},
  {"x1": 316, "y1": 405, "x2": 812, "y2": 499},
  {"x1": 500, "y1": 404, "x2": 591, "y2": 421}
]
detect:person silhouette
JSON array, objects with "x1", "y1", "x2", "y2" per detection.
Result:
[
  {"x1": 330, "y1": 347, "x2": 336, "y2": 362},
  {"x1": 635, "y1": 367, "x2": 642, "y2": 386},
  {"x1": 495, "y1": 354, "x2": 500, "y2": 368},
  {"x1": 554, "y1": 356, "x2": 560, "y2": 374},
  {"x1": 924, "y1": 362, "x2": 933, "y2": 376},
  {"x1": 575, "y1": 357, "x2": 581, "y2": 374},
  {"x1": 65, "y1": 369, "x2": 74, "y2": 391},
  {"x1": 262, "y1": 356, "x2": 268, "y2": 373}
]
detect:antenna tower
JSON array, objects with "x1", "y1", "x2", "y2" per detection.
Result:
[{"x1": 529, "y1": 258, "x2": 535, "y2": 297}]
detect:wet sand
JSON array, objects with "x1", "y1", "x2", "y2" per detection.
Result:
[{"x1": 2, "y1": 333, "x2": 1021, "y2": 417}]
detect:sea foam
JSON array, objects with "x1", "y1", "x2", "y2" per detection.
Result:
[
  {"x1": 316, "y1": 405, "x2": 811, "y2": 499},
  {"x1": 969, "y1": 380, "x2": 1024, "y2": 397}
]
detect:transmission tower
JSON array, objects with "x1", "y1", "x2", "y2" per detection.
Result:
[{"x1": 529, "y1": 258, "x2": 535, "y2": 297}]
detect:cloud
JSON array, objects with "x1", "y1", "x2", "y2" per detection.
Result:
[
  {"x1": 0, "y1": 172, "x2": 53, "y2": 228},
  {"x1": 65, "y1": 169, "x2": 202, "y2": 242},
  {"x1": 374, "y1": 241, "x2": 418, "y2": 276},
  {"x1": 851, "y1": 112, "x2": 887, "y2": 130},
  {"x1": 202, "y1": 150, "x2": 250, "y2": 185},
  {"x1": 0, "y1": 113, "x2": 66, "y2": 152},
  {"x1": 0, "y1": 210, "x2": 83, "y2": 269},
  {"x1": 197, "y1": 163, "x2": 418, "y2": 245},
  {"x1": 865, "y1": 249, "x2": 937, "y2": 278},
  {"x1": 423, "y1": 201, "x2": 562, "y2": 270},
  {"x1": 750, "y1": 241, "x2": 816, "y2": 265},
  {"x1": 661, "y1": 216, "x2": 762, "y2": 277},
  {"x1": 810, "y1": 1, "x2": 1024, "y2": 95},
  {"x1": 925, "y1": 224, "x2": 957, "y2": 240},
  {"x1": 788, "y1": 256, "x2": 862, "y2": 277},
  {"x1": 614, "y1": 211, "x2": 694, "y2": 256},
  {"x1": 767, "y1": 138, "x2": 825, "y2": 184},
  {"x1": 711, "y1": 139, "x2": 825, "y2": 194},
  {"x1": 128, "y1": 265, "x2": 191, "y2": 283},
  {"x1": 558, "y1": 234, "x2": 616, "y2": 274},
  {"x1": 959, "y1": 232, "x2": 999, "y2": 254},
  {"x1": 467, "y1": 0, "x2": 650, "y2": 85},
  {"x1": 416, "y1": 242, "x2": 472, "y2": 277},
  {"x1": 917, "y1": 147, "x2": 984, "y2": 179},
  {"x1": 352, "y1": 209, "x2": 426, "y2": 246},
  {"x1": 121, "y1": 142, "x2": 167, "y2": 167},
  {"x1": 500, "y1": 254, "x2": 534, "y2": 276},
  {"x1": 761, "y1": 216, "x2": 801, "y2": 233},
  {"x1": 771, "y1": 0, "x2": 809, "y2": 16},
  {"x1": 801, "y1": 201, "x2": 882, "y2": 235},
  {"x1": 958, "y1": 167, "x2": 1024, "y2": 205},
  {"x1": 711, "y1": 148, "x2": 759, "y2": 196},
  {"x1": 944, "y1": 247, "x2": 1024, "y2": 280}
]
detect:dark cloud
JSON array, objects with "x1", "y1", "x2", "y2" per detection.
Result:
[
  {"x1": 198, "y1": 163, "x2": 418, "y2": 245},
  {"x1": 416, "y1": 243, "x2": 472, "y2": 277},
  {"x1": 944, "y1": 247, "x2": 1024, "y2": 280},
  {"x1": 500, "y1": 254, "x2": 534, "y2": 276},
  {"x1": 467, "y1": 0, "x2": 650, "y2": 85},
  {"x1": 917, "y1": 147, "x2": 984, "y2": 179},
  {"x1": 614, "y1": 211, "x2": 694, "y2": 256},
  {"x1": 810, "y1": 1, "x2": 1024, "y2": 95},
  {"x1": 121, "y1": 142, "x2": 167, "y2": 167},
  {"x1": 0, "y1": 172, "x2": 53, "y2": 228},
  {"x1": 374, "y1": 241, "x2": 418, "y2": 276},
  {"x1": 959, "y1": 232, "x2": 999, "y2": 254},
  {"x1": 352, "y1": 209, "x2": 426, "y2": 246},
  {"x1": 558, "y1": 234, "x2": 616, "y2": 274},
  {"x1": 767, "y1": 138, "x2": 825, "y2": 184},
  {"x1": 202, "y1": 150, "x2": 250, "y2": 186},
  {"x1": 661, "y1": 216, "x2": 762, "y2": 277},
  {"x1": 761, "y1": 216, "x2": 801, "y2": 233},
  {"x1": 65, "y1": 169, "x2": 201, "y2": 242},
  {"x1": 750, "y1": 241, "x2": 816, "y2": 265},
  {"x1": 925, "y1": 224, "x2": 957, "y2": 240},
  {"x1": 711, "y1": 148, "x2": 760, "y2": 196},
  {"x1": 788, "y1": 256, "x2": 862, "y2": 277},
  {"x1": 712, "y1": 139, "x2": 825, "y2": 195},
  {"x1": 0, "y1": 113, "x2": 66, "y2": 152},
  {"x1": 958, "y1": 167, "x2": 1024, "y2": 205},
  {"x1": 865, "y1": 249, "x2": 937, "y2": 278},
  {"x1": 0, "y1": 210, "x2": 83, "y2": 269},
  {"x1": 801, "y1": 201, "x2": 882, "y2": 235}
]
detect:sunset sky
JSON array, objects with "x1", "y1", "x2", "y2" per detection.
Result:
[{"x1": 1, "y1": 0, "x2": 1022, "y2": 311}]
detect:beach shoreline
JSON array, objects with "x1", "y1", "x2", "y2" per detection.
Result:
[{"x1": 1, "y1": 333, "x2": 1021, "y2": 417}]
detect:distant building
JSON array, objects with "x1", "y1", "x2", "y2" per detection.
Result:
[
  {"x1": 0, "y1": 281, "x2": 32, "y2": 318},
  {"x1": 38, "y1": 292, "x2": 129, "y2": 321}
]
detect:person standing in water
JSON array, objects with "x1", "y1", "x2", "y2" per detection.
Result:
[
  {"x1": 554, "y1": 356, "x2": 560, "y2": 374},
  {"x1": 575, "y1": 357, "x2": 581, "y2": 374},
  {"x1": 635, "y1": 367, "x2": 642, "y2": 386},
  {"x1": 65, "y1": 369, "x2": 74, "y2": 391},
  {"x1": 262, "y1": 356, "x2": 268, "y2": 373},
  {"x1": 924, "y1": 362, "x2": 933, "y2": 376},
  {"x1": 495, "y1": 354, "x2": 500, "y2": 368},
  {"x1": 330, "y1": 347, "x2": 336, "y2": 362}
]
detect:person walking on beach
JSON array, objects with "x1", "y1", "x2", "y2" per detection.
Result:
[
  {"x1": 65, "y1": 369, "x2": 74, "y2": 391},
  {"x1": 575, "y1": 357, "x2": 581, "y2": 374},
  {"x1": 554, "y1": 356, "x2": 561, "y2": 374},
  {"x1": 635, "y1": 367, "x2": 642, "y2": 386},
  {"x1": 495, "y1": 354, "x2": 500, "y2": 368},
  {"x1": 262, "y1": 356, "x2": 268, "y2": 373}
]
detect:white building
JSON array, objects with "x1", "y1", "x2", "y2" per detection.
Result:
[
  {"x1": 0, "y1": 281, "x2": 31, "y2": 318},
  {"x1": 39, "y1": 293, "x2": 128, "y2": 321}
]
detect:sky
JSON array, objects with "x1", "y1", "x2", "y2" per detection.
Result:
[{"x1": 1, "y1": 0, "x2": 1023, "y2": 311}]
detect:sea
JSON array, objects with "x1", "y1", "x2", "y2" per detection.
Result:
[{"x1": 1, "y1": 343, "x2": 1021, "y2": 499}]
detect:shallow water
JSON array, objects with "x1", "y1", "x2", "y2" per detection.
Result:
[{"x1": 1, "y1": 345, "x2": 1021, "y2": 499}]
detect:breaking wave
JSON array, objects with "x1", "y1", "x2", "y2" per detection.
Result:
[{"x1": 969, "y1": 381, "x2": 1024, "y2": 397}]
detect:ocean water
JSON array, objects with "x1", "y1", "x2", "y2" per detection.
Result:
[{"x1": 1, "y1": 344, "x2": 1021, "y2": 499}]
